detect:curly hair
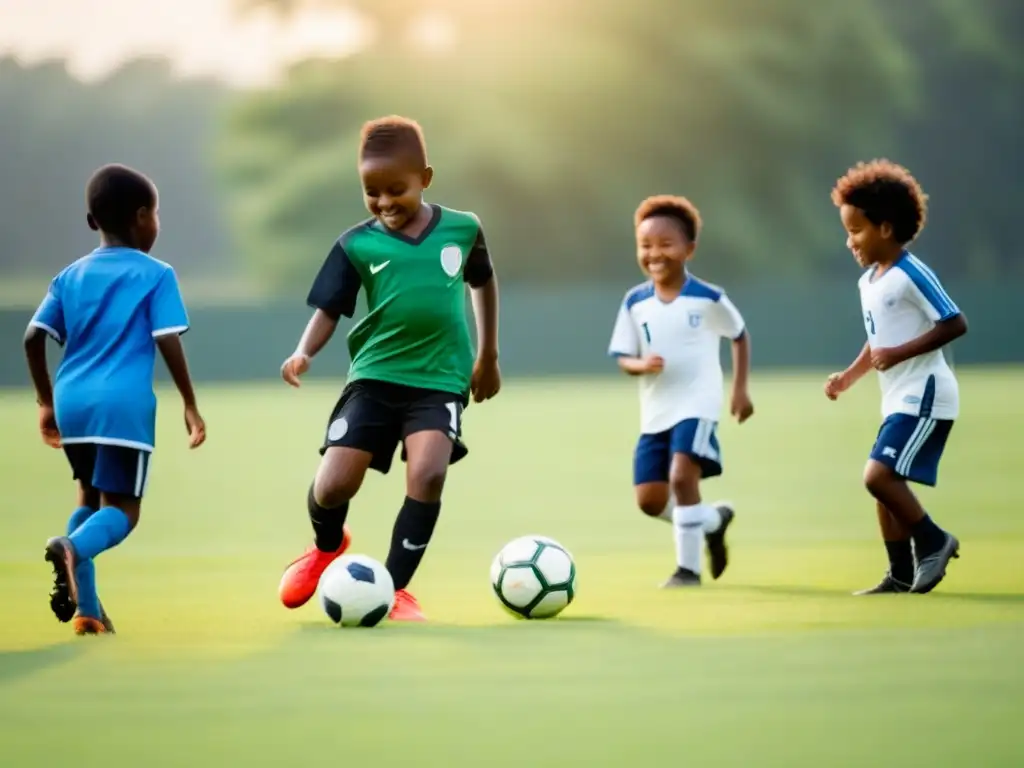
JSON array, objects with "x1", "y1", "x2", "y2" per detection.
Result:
[
  {"x1": 359, "y1": 115, "x2": 428, "y2": 167},
  {"x1": 831, "y1": 160, "x2": 928, "y2": 245},
  {"x1": 634, "y1": 195, "x2": 702, "y2": 242}
]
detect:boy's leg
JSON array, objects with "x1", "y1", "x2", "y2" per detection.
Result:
[
  {"x1": 666, "y1": 419, "x2": 733, "y2": 585},
  {"x1": 865, "y1": 416, "x2": 958, "y2": 594},
  {"x1": 387, "y1": 393, "x2": 465, "y2": 621},
  {"x1": 279, "y1": 383, "x2": 392, "y2": 609},
  {"x1": 387, "y1": 430, "x2": 452, "y2": 621},
  {"x1": 633, "y1": 432, "x2": 672, "y2": 522},
  {"x1": 66, "y1": 498, "x2": 106, "y2": 632},
  {"x1": 278, "y1": 447, "x2": 368, "y2": 608},
  {"x1": 46, "y1": 446, "x2": 145, "y2": 623},
  {"x1": 854, "y1": 502, "x2": 913, "y2": 595}
]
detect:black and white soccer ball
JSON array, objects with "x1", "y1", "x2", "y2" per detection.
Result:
[
  {"x1": 318, "y1": 554, "x2": 395, "y2": 627},
  {"x1": 490, "y1": 535, "x2": 576, "y2": 619}
]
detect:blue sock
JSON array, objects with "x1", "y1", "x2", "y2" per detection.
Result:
[
  {"x1": 68, "y1": 506, "x2": 132, "y2": 562},
  {"x1": 66, "y1": 507, "x2": 101, "y2": 618}
]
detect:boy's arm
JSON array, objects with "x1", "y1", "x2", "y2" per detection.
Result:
[
  {"x1": 609, "y1": 295, "x2": 649, "y2": 374},
  {"x1": 881, "y1": 314, "x2": 968, "y2": 369},
  {"x1": 843, "y1": 342, "x2": 874, "y2": 384},
  {"x1": 616, "y1": 356, "x2": 659, "y2": 376},
  {"x1": 156, "y1": 334, "x2": 197, "y2": 407},
  {"x1": 470, "y1": 277, "x2": 498, "y2": 361},
  {"x1": 731, "y1": 330, "x2": 751, "y2": 394},
  {"x1": 464, "y1": 225, "x2": 498, "y2": 361},
  {"x1": 294, "y1": 310, "x2": 340, "y2": 359},
  {"x1": 465, "y1": 223, "x2": 500, "y2": 401},
  {"x1": 880, "y1": 262, "x2": 967, "y2": 368},
  {"x1": 23, "y1": 326, "x2": 54, "y2": 407},
  {"x1": 301, "y1": 240, "x2": 361, "y2": 358}
]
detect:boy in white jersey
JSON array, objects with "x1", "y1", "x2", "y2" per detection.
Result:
[
  {"x1": 609, "y1": 196, "x2": 754, "y2": 588},
  {"x1": 825, "y1": 160, "x2": 967, "y2": 595}
]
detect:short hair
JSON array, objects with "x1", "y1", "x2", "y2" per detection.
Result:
[
  {"x1": 634, "y1": 195, "x2": 702, "y2": 243},
  {"x1": 831, "y1": 160, "x2": 928, "y2": 245},
  {"x1": 86, "y1": 164, "x2": 157, "y2": 237},
  {"x1": 359, "y1": 115, "x2": 428, "y2": 167}
]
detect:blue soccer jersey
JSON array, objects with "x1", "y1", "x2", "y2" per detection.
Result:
[{"x1": 30, "y1": 247, "x2": 189, "y2": 452}]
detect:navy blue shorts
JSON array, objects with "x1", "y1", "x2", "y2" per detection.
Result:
[
  {"x1": 869, "y1": 414, "x2": 953, "y2": 487},
  {"x1": 64, "y1": 443, "x2": 152, "y2": 498},
  {"x1": 634, "y1": 418, "x2": 722, "y2": 485}
]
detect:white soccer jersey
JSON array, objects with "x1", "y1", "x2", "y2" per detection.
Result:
[
  {"x1": 608, "y1": 275, "x2": 746, "y2": 434},
  {"x1": 858, "y1": 252, "x2": 961, "y2": 420}
]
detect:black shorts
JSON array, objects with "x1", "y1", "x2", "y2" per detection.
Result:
[
  {"x1": 64, "y1": 442, "x2": 152, "y2": 498},
  {"x1": 320, "y1": 379, "x2": 469, "y2": 474}
]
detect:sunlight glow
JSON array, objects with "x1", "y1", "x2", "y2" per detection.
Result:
[
  {"x1": 0, "y1": 0, "x2": 371, "y2": 88},
  {"x1": 407, "y1": 12, "x2": 458, "y2": 55}
]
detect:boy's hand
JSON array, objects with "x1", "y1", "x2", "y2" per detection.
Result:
[
  {"x1": 281, "y1": 353, "x2": 310, "y2": 388},
  {"x1": 824, "y1": 372, "x2": 851, "y2": 400},
  {"x1": 38, "y1": 404, "x2": 61, "y2": 448},
  {"x1": 643, "y1": 355, "x2": 665, "y2": 374},
  {"x1": 730, "y1": 388, "x2": 754, "y2": 424},
  {"x1": 184, "y1": 404, "x2": 206, "y2": 449},
  {"x1": 471, "y1": 354, "x2": 501, "y2": 403},
  {"x1": 870, "y1": 347, "x2": 902, "y2": 372}
]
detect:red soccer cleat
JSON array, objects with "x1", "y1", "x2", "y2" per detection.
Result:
[
  {"x1": 389, "y1": 589, "x2": 426, "y2": 622},
  {"x1": 278, "y1": 526, "x2": 352, "y2": 609}
]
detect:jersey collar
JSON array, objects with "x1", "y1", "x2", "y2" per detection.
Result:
[{"x1": 372, "y1": 203, "x2": 442, "y2": 246}]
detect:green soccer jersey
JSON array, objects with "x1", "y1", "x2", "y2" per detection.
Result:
[{"x1": 307, "y1": 204, "x2": 494, "y2": 396}]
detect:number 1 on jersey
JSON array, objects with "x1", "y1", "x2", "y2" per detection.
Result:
[{"x1": 641, "y1": 322, "x2": 651, "y2": 343}]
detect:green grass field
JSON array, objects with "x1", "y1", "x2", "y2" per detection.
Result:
[{"x1": 1, "y1": 369, "x2": 1023, "y2": 766}]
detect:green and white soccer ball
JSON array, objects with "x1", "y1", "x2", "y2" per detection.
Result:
[{"x1": 490, "y1": 535, "x2": 576, "y2": 619}]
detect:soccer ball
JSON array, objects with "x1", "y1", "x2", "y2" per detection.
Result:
[
  {"x1": 318, "y1": 554, "x2": 395, "y2": 627},
  {"x1": 490, "y1": 535, "x2": 576, "y2": 619}
]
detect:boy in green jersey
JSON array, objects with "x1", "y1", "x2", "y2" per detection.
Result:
[{"x1": 278, "y1": 116, "x2": 501, "y2": 621}]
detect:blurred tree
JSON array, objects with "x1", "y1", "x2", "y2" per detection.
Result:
[
  {"x1": 0, "y1": 58, "x2": 231, "y2": 282},
  {"x1": 220, "y1": 0, "x2": 1020, "y2": 289}
]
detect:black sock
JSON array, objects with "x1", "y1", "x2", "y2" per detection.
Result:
[
  {"x1": 909, "y1": 513, "x2": 945, "y2": 558},
  {"x1": 385, "y1": 497, "x2": 441, "y2": 591},
  {"x1": 884, "y1": 540, "x2": 914, "y2": 584},
  {"x1": 308, "y1": 484, "x2": 349, "y2": 552}
]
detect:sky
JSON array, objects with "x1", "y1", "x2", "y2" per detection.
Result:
[{"x1": 0, "y1": 0, "x2": 371, "y2": 88}]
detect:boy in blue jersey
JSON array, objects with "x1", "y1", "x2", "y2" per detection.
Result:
[{"x1": 24, "y1": 164, "x2": 206, "y2": 634}]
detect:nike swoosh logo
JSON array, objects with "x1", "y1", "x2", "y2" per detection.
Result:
[
  {"x1": 369, "y1": 260, "x2": 391, "y2": 275},
  {"x1": 402, "y1": 539, "x2": 427, "y2": 551}
]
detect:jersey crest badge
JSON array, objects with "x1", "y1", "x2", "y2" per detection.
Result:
[
  {"x1": 688, "y1": 311, "x2": 702, "y2": 328},
  {"x1": 440, "y1": 244, "x2": 463, "y2": 277}
]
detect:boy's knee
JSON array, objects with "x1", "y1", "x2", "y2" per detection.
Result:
[
  {"x1": 67, "y1": 506, "x2": 95, "y2": 534},
  {"x1": 638, "y1": 500, "x2": 665, "y2": 518},
  {"x1": 407, "y1": 466, "x2": 447, "y2": 502},
  {"x1": 314, "y1": 478, "x2": 359, "y2": 509},
  {"x1": 669, "y1": 465, "x2": 701, "y2": 505},
  {"x1": 634, "y1": 484, "x2": 669, "y2": 518},
  {"x1": 863, "y1": 460, "x2": 895, "y2": 499}
]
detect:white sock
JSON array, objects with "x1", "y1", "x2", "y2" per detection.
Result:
[
  {"x1": 655, "y1": 497, "x2": 674, "y2": 523},
  {"x1": 701, "y1": 504, "x2": 723, "y2": 533},
  {"x1": 671, "y1": 505, "x2": 705, "y2": 574}
]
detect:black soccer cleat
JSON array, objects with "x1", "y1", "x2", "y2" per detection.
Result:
[
  {"x1": 853, "y1": 572, "x2": 911, "y2": 595},
  {"x1": 661, "y1": 567, "x2": 701, "y2": 588},
  {"x1": 705, "y1": 502, "x2": 735, "y2": 580},
  {"x1": 910, "y1": 533, "x2": 960, "y2": 594},
  {"x1": 44, "y1": 537, "x2": 79, "y2": 623},
  {"x1": 99, "y1": 601, "x2": 116, "y2": 634}
]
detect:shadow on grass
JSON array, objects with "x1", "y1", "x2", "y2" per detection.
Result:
[
  {"x1": 718, "y1": 584, "x2": 856, "y2": 599},
  {"x1": 0, "y1": 643, "x2": 84, "y2": 686},
  {"x1": 293, "y1": 613, "x2": 619, "y2": 639},
  {"x1": 718, "y1": 583, "x2": 1024, "y2": 605},
  {"x1": 928, "y1": 591, "x2": 1024, "y2": 605}
]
